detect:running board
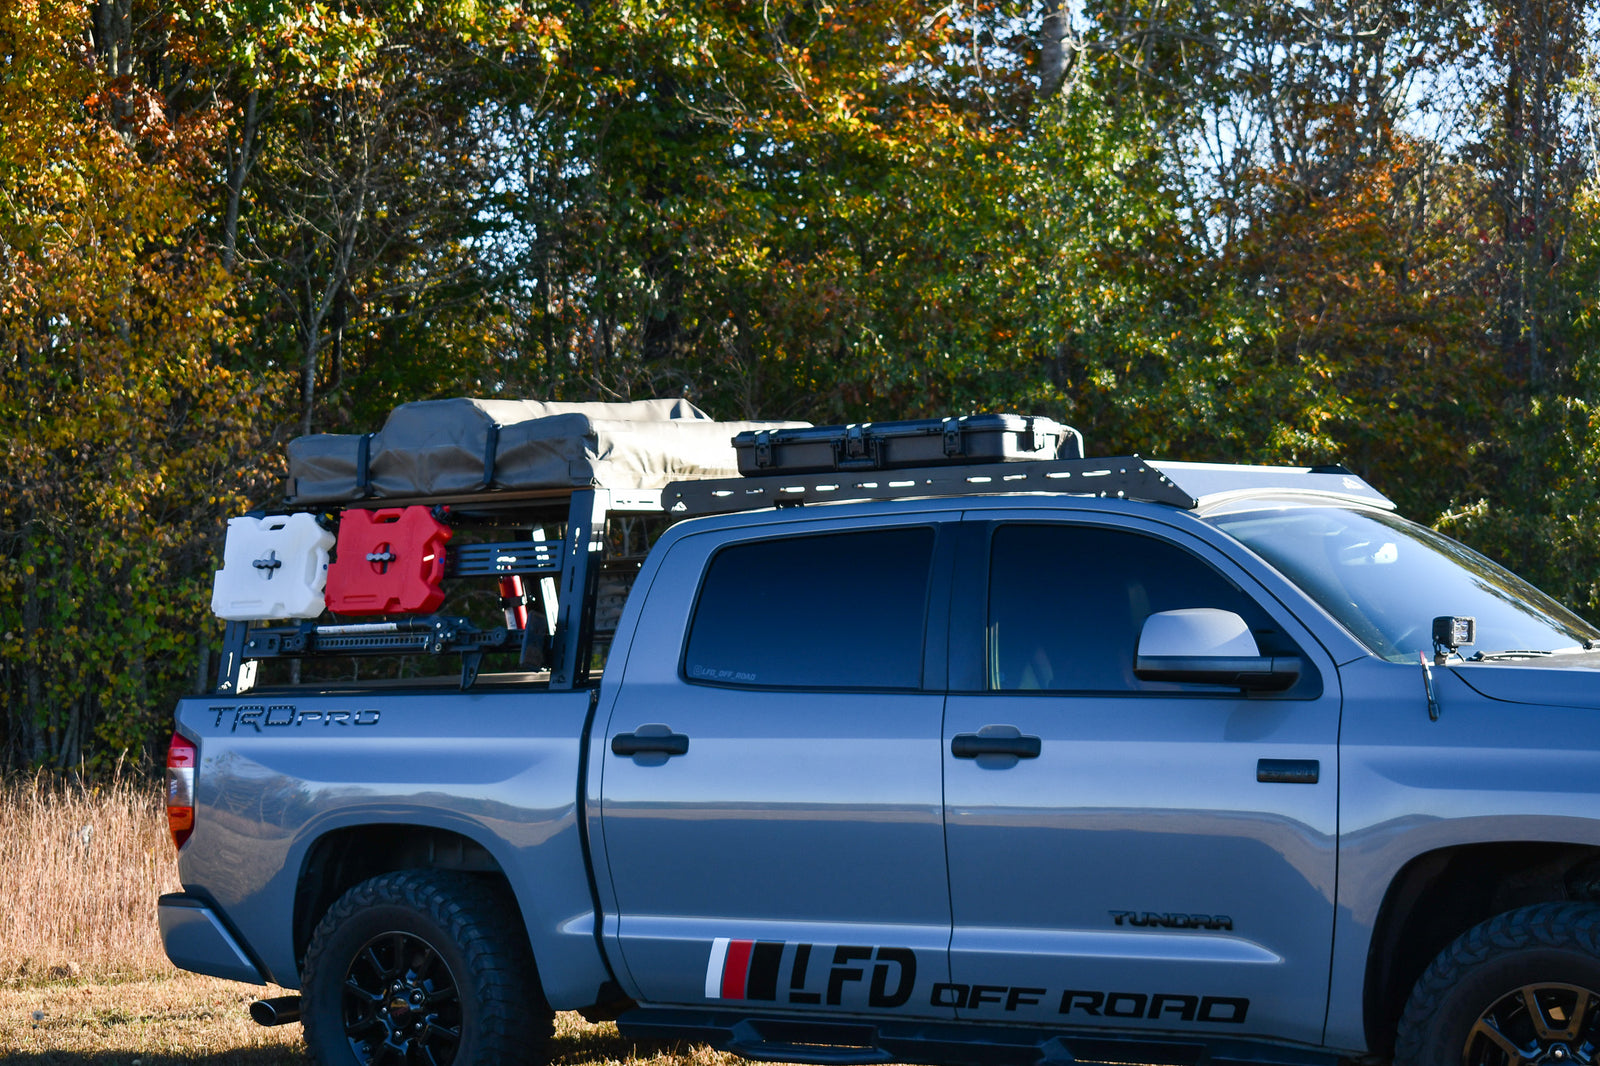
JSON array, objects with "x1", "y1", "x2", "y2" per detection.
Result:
[{"x1": 615, "y1": 1009, "x2": 1343, "y2": 1066}]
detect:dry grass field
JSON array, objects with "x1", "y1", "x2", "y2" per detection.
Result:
[
  {"x1": 0, "y1": 775, "x2": 746, "y2": 1066},
  {"x1": 1, "y1": 773, "x2": 178, "y2": 985}
]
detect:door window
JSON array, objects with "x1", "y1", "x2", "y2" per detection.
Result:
[
  {"x1": 988, "y1": 523, "x2": 1278, "y2": 693},
  {"x1": 684, "y1": 527, "x2": 935, "y2": 690}
]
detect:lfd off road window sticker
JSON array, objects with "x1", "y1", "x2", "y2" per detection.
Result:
[{"x1": 703, "y1": 940, "x2": 1249, "y2": 1023}]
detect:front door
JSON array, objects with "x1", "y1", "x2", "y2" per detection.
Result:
[
  {"x1": 941, "y1": 515, "x2": 1340, "y2": 1046},
  {"x1": 599, "y1": 516, "x2": 956, "y2": 1019}
]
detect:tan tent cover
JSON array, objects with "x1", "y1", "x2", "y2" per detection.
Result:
[{"x1": 286, "y1": 398, "x2": 807, "y2": 504}]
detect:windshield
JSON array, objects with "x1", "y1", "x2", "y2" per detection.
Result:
[{"x1": 1208, "y1": 503, "x2": 1600, "y2": 663}]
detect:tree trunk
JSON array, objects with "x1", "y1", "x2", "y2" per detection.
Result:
[
  {"x1": 300, "y1": 326, "x2": 324, "y2": 438},
  {"x1": 297, "y1": 182, "x2": 365, "y2": 436},
  {"x1": 223, "y1": 88, "x2": 260, "y2": 273},
  {"x1": 540, "y1": 242, "x2": 558, "y2": 396},
  {"x1": 21, "y1": 542, "x2": 46, "y2": 767},
  {"x1": 330, "y1": 283, "x2": 347, "y2": 393},
  {"x1": 1039, "y1": 0, "x2": 1071, "y2": 97}
]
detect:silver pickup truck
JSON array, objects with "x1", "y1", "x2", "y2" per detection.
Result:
[{"x1": 160, "y1": 414, "x2": 1600, "y2": 1066}]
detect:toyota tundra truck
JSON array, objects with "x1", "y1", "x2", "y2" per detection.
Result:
[{"x1": 160, "y1": 403, "x2": 1600, "y2": 1066}]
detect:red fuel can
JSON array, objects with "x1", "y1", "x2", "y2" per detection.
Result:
[{"x1": 326, "y1": 506, "x2": 451, "y2": 615}]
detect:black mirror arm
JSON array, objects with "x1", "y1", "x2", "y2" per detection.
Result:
[{"x1": 1133, "y1": 654, "x2": 1302, "y2": 692}]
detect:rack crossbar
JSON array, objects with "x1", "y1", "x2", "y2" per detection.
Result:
[{"x1": 663, "y1": 457, "x2": 1197, "y2": 516}]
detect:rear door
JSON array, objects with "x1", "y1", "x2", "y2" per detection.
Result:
[
  {"x1": 941, "y1": 512, "x2": 1341, "y2": 1045},
  {"x1": 598, "y1": 512, "x2": 957, "y2": 1019}
]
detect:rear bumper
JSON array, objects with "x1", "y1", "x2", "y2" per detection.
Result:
[{"x1": 157, "y1": 893, "x2": 267, "y2": 985}]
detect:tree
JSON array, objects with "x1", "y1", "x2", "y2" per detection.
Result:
[
  {"x1": 0, "y1": 0, "x2": 273, "y2": 769},
  {"x1": 185, "y1": 1, "x2": 569, "y2": 435}
]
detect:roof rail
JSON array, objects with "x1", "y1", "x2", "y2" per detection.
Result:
[{"x1": 664, "y1": 457, "x2": 1197, "y2": 516}]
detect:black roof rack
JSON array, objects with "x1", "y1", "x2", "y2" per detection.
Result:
[{"x1": 664, "y1": 457, "x2": 1198, "y2": 517}]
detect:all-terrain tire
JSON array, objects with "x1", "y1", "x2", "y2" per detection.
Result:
[
  {"x1": 301, "y1": 869, "x2": 553, "y2": 1066},
  {"x1": 1394, "y1": 902, "x2": 1600, "y2": 1066}
]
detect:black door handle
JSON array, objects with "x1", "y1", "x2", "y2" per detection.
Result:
[
  {"x1": 1257, "y1": 758, "x2": 1318, "y2": 784},
  {"x1": 952, "y1": 733, "x2": 1042, "y2": 759},
  {"x1": 612, "y1": 732, "x2": 690, "y2": 757}
]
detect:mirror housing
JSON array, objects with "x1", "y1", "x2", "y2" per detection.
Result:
[{"x1": 1133, "y1": 608, "x2": 1301, "y2": 692}]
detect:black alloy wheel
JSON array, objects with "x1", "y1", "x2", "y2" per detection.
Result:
[
  {"x1": 1397, "y1": 903, "x2": 1600, "y2": 1066},
  {"x1": 301, "y1": 870, "x2": 553, "y2": 1066},
  {"x1": 341, "y1": 928, "x2": 465, "y2": 1064}
]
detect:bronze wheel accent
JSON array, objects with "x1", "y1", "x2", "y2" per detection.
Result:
[
  {"x1": 1465, "y1": 982, "x2": 1599, "y2": 1066},
  {"x1": 1396, "y1": 904, "x2": 1600, "y2": 1066}
]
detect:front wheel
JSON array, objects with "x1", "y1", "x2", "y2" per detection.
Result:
[
  {"x1": 1395, "y1": 903, "x2": 1600, "y2": 1066},
  {"x1": 301, "y1": 870, "x2": 552, "y2": 1066}
]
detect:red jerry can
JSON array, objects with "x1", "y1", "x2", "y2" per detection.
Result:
[{"x1": 325, "y1": 506, "x2": 451, "y2": 615}]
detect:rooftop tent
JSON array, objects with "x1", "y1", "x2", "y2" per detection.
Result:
[{"x1": 285, "y1": 398, "x2": 808, "y2": 505}]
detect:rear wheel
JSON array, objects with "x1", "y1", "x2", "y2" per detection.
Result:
[
  {"x1": 1396, "y1": 903, "x2": 1600, "y2": 1066},
  {"x1": 301, "y1": 870, "x2": 552, "y2": 1066}
]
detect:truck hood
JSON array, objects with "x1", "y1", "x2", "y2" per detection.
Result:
[{"x1": 1450, "y1": 655, "x2": 1600, "y2": 709}]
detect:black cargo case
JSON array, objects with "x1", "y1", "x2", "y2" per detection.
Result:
[{"x1": 733, "y1": 414, "x2": 1081, "y2": 475}]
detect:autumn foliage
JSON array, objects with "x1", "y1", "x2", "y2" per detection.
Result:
[
  {"x1": 1, "y1": 1, "x2": 275, "y2": 767},
  {"x1": 3, "y1": 0, "x2": 1600, "y2": 769}
]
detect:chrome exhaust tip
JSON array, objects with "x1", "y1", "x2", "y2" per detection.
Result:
[{"x1": 249, "y1": 995, "x2": 301, "y2": 1026}]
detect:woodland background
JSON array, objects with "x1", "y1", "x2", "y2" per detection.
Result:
[{"x1": 3, "y1": 0, "x2": 1598, "y2": 771}]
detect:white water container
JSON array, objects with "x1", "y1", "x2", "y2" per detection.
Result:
[{"x1": 211, "y1": 514, "x2": 336, "y2": 621}]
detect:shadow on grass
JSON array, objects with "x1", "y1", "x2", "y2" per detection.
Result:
[
  {"x1": 551, "y1": 1023, "x2": 695, "y2": 1066},
  {"x1": 0, "y1": 1051, "x2": 308, "y2": 1065},
  {"x1": 1, "y1": 1030, "x2": 700, "y2": 1066}
]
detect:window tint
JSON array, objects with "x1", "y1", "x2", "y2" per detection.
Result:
[
  {"x1": 988, "y1": 524, "x2": 1271, "y2": 693},
  {"x1": 685, "y1": 527, "x2": 935, "y2": 690},
  {"x1": 1210, "y1": 505, "x2": 1600, "y2": 663}
]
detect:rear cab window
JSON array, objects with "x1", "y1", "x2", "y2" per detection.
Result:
[{"x1": 683, "y1": 526, "x2": 936, "y2": 690}]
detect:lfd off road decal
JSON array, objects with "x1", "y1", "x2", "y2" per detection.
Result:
[
  {"x1": 703, "y1": 941, "x2": 1249, "y2": 1023},
  {"x1": 705, "y1": 940, "x2": 916, "y2": 1007}
]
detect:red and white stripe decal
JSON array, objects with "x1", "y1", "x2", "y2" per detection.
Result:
[{"x1": 705, "y1": 937, "x2": 755, "y2": 999}]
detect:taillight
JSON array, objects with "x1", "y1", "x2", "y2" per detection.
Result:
[{"x1": 166, "y1": 732, "x2": 197, "y2": 851}]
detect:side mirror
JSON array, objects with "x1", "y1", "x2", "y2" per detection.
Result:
[{"x1": 1134, "y1": 608, "x2": 1301, "y2": 692}]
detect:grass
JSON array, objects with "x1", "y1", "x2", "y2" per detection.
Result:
[
  {"x1": 0, "y1": 973, "x2": 739, "y2": 1065},
  {"x1": 0, "y1": 775, "x2": 754, "y2": 1066},
  {"x1": 0, "y1": 773, "x2": 177, "y2": 985},
  {"x1": 1, "y1": 971, "x2": 306, "y2": 1063}
]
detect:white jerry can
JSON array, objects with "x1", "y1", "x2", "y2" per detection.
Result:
[{"x1": 211, "y1": 513, "x2": 336, "y2": 621}]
